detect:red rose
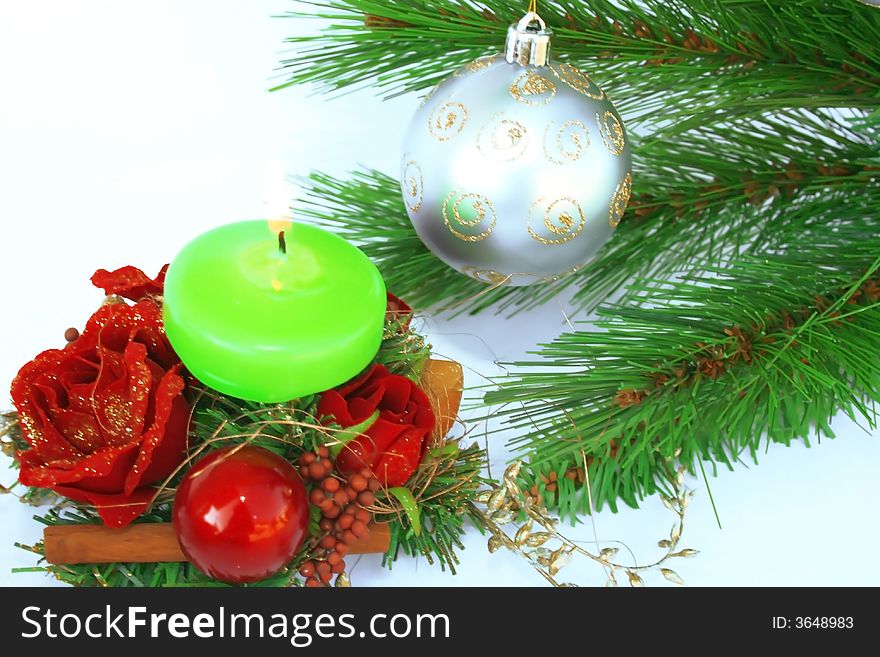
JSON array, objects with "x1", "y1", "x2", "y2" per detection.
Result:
[
  {"x1": 12, "y1": 269, "x2": 188, "y2": 528},
  {"x1": 317, "y1": 364, "x2": 435, "y2": 487}
]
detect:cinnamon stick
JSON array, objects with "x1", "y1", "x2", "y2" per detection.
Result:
[
  {"x1": 43, "y1": 522, "x2": 390, "y2": 565},
  {"x1": 42, "y1": 358, "x2": 464, "y2": 566}
]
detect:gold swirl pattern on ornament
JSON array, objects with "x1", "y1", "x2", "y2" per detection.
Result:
[
  {"x1": 477, "y1": 113, "x2": 529, "y2": 161},
  {"x1": 550, "y1": 62, "x2": 606, "y2": 100},
  {"x1": 428, "y1": 101, "x2": 468, "y2": 141},
  {"x1": 454, "y1": 54, "x2": 500, "y2": 77},
  {"x1": 509, "y1": 70, "x2": 557, "y2": 106},
  {"x1": 528, "y1": 197, "x2": 585, "y2": 245},
  {"x1": 401, "y1": 159, "x2": 424, "y2": 213},
  {"x1": 443, "y1": 191, "x2": 497, "y2": 242},
  {"x1": 543, "y1": 119, "x2": 590, "y2": 165},
  {"x1": 597, "y1": 110, "x2": 626, "y2": 156},
  {"x1": 608, "y1": 172, "x2": 632, "y2": 228}
]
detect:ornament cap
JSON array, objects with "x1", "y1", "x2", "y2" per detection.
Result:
[{"x1": 505, "y1": 12, "x2": 552, "y2": 67}]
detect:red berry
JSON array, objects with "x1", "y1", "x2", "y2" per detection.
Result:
[
  {"x1": 331, "y1": 561, "x2": 345, "y2": 574},
  {"x1": 299, "y1": 561, "x2": 316, "y2": 578},
  {"x1": 351, "y1": 520, "x2": 368, "y2": 538},
  {"x1": 337, "y1": 514, "x2": 354, "y2": 530},
  {"x1": 323, "y1": 504, "x2": 341, "y2": 519},
  {"x1": 309, "y1": 462, "x2": 326, "y2": 480},
  {"x1": 349, "y1": 474, "x2": 368, "y2": 492},
  {"x1": 173, "y1": 446, "x2": 309, "y2": 585},
  {"x1": 316, "y1": 562, "x2": 332, "y2": 583},
  {"x1": 300, "y1": 452, "x2": 316, "y2": 466},
  {"x1": 368, "y1": 477, "x2": 381, "y2": 492},
  {"x1": 306, "y1": 578, "x2": 323, "y2": 588},
  {"x1": 322, "y1": 477, "x2": 340, "y2": 493},
  {"x1": 319, "y1": 518, "x2": 333, "y2": 532},
  {"x1": 335, "y1": 543, "x2": 349, "y2": 557},
  {"x1": 343, "y1": 530, "x2": 357, "y2": 545},
  {"x1": 327, "y1": 552, "x2": 342, "y2": 566},
  {"x1": 309, "y1": 489, "x2": 325, "y2": 505},
  {"x1": 316, "y1": 446, "x2": 329, "y2": 459},
  {"x1": 320, "y1": 535, "x2": 337, "y2": 549},
  {"x1": 355, "y1": 508, "x2": 371, "y2": 524}
]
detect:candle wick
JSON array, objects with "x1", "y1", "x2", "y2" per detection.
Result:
[{"x1": 278, "y1": 231, "x2": 287, "y2": 255}]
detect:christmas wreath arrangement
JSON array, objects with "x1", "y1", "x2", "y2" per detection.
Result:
[
  {"x1": 2, "y1": 260, "x2": 698, "y2": 588},
  {"x1": 1, "y1": 263, "x2": 487, "y2": 587}
]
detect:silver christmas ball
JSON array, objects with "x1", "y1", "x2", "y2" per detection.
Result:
[{"x1": 400, "y1": 12, "x2": 632, "y2": 287}]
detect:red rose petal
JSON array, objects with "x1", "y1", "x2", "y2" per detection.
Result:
[
  {"x1": 335, "y1": 419, "x2": 408, "y2": 476},
  {"x1": 337, "y1": 364, "x2": 388, "y2": 397},
  {"x1": 90, "y1": 265, "x2": 168, "y2": 302},
  {"x1": 126, "y1": 365, "x2": 188, "y2": 493},
  {"x1": 18, "y1": 441, "x2": 139, "y2": 491},
  {"x1": 53, "y1": 484, "x2": 159, "y2": 528},
  {"x1": 373, "y1": 426, "x2": 428, "y2": 487},
  {"x1": 13, "y1": 354, "x2": 85, "y2": 460},
  {"x1": 375, "y1": 375, "x2": 412, "y2": 415},
  {"x1": 386, "y1": 293, "x2": 413, "y2": 331},
  {"x1": 47, "y1": 408, "x2": 104, "y2": 454},
  {"x1": 316, "y1": 390, "x2": 357, "y2": 427}
]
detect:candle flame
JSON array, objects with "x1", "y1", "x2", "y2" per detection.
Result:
[{"x1": 262, "y1": 160, "x2": 293, "y2": 235}]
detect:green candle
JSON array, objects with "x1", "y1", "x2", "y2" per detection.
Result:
[{"x1": 163, "y1": 220, "x2": 386, "y2": 402}]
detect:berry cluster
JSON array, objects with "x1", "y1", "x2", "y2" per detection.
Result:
[{"x1": 297, "y1": 446, "x2": 380, "y2": 587}]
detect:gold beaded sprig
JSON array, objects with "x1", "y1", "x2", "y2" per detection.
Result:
[{"x1": 473, "y1": 459, "x2": 697, "y2": 587}]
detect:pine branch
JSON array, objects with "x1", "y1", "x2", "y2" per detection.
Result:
[
  {"x1": 481, "y1": 229, "x2": 880, "y2": 518},
  {"x1": 277, "y1": 0, "x2": 880, "y2": 128},
  {"x1": 381, "y1": 442, "x2": 489, "y2": 573}
]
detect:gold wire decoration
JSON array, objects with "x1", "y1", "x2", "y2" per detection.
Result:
[
  {"x1": 528, "y1": 196, "x2": 586, "y2": 245},
  {"x1": 509, "y1": 70, "x2": 557, "y2": 106},
  {"x1": 597, "y1": 110, "x2": 626, "y2": 156},
  {"x1": 609, "y1": 172, "x2": 632, "y2": 228},
  {"x1": 460, "y1": 267, "x2": 513, "y2": 285},
  {"x1": 428, "y1": 100, "x2": 468, "y2": 141},
  {"x1": 442, "y1": 191, "x2": 498, "y2": 242},
  {"x1": 543, "y1": 119, "x2": 591, "y2": 164}
]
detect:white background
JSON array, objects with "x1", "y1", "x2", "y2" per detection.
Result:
[{"x1": 1, "y1": 1, "x2": 877, "y2": 587}]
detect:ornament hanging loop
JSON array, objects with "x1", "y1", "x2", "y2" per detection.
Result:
[{"x1": 505, "y1": 10, "x2": 552, "y2": 67}]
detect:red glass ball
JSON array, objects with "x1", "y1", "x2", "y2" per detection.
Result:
[{"x1": 172, "y1": 445, "x2": 309, "y2": 584}]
